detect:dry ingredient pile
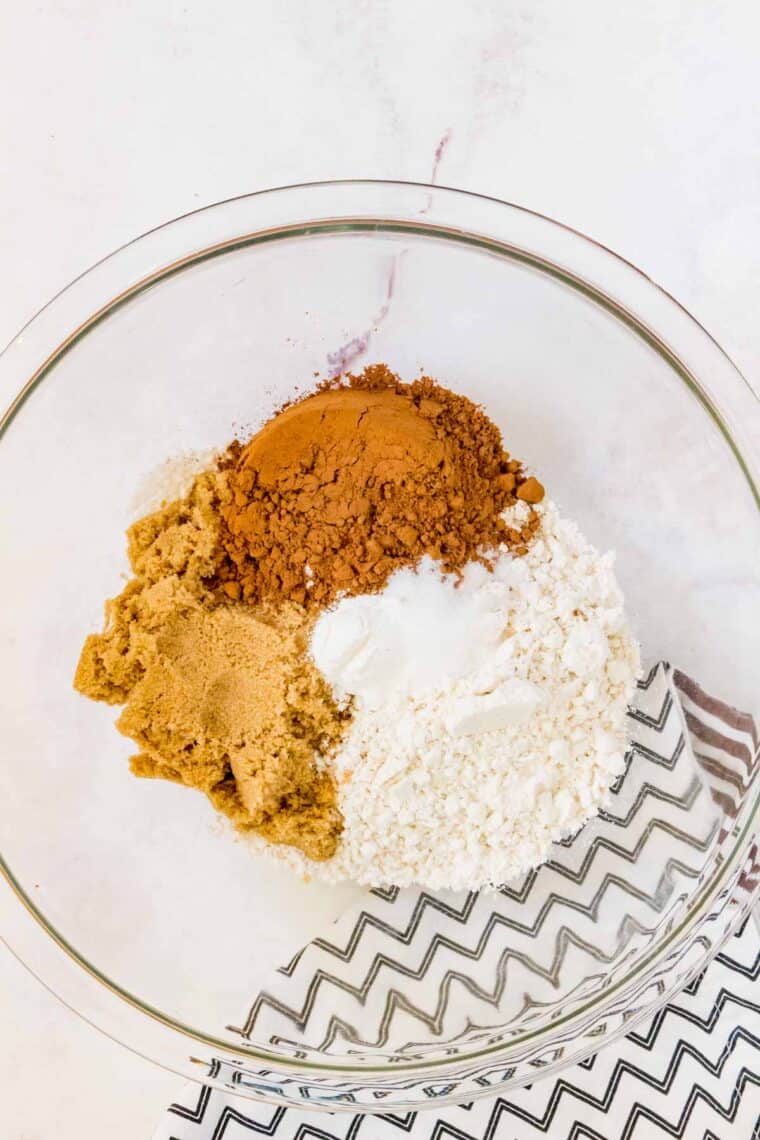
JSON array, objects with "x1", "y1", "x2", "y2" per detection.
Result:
[
  {"x1": 217, "y1": 364, "x2": 542, "y2": 607},
  {"x1": 75, "y1": 364, "x2": 639, "y2": 890}
]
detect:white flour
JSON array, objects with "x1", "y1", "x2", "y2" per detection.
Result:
[{"x1": 258, "y1": 501, "x2": 640, "y2": 890}]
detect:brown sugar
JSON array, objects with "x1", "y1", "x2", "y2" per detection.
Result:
[
  {"x1": 217, "y1": 364, "x2": 543, "y2": 607},
  {"x1": 119, "y1": 604, "x2": 344, "y2": 860},
  {"x1": 74, "y1": 471, "x2": 347, "y2": 861}
]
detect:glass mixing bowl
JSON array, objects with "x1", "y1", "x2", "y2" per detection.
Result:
[{"x1": 1, "y1": 182, "x2": 758, "y2": 1112}]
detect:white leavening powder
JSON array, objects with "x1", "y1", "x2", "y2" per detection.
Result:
[{"x1": 259, "y1": 500, "x2": 640, "y2": 891}]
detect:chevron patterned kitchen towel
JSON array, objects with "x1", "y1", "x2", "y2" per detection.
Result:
[
  {"x1": 154, "y1": 667, "x2": 759, "y2": 1139},
  {"x1": 155, "y1": 917, "x2": 759, "y2": 1139},
  {"x1": 231, "y1": 665, "x2": 726, "y2": 1060}
]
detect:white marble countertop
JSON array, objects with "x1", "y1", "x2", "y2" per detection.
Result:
[{"x1": 1, "y1": 2, "x2": 758, "y2": 1136}]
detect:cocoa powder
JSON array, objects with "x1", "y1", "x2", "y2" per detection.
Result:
[{"x1": 218, "y1": 364, "x2": 543, "y2": 607}]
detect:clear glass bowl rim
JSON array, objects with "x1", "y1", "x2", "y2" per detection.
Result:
[{"x1": 1, "y1": 180, "x2": 758, "y2": 1099}]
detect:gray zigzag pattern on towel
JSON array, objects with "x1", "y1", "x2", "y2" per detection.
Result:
[
  {"x1": 162, "y1": 917, "x2": 760, "y2": 1139},
  {"x1": 234, "y1": 664, "x2": 725, "y2": 1053},
  {"x1": 242, "y1": 831, "x2": 715, "y2": 1048}
]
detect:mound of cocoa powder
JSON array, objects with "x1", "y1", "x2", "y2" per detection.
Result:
[{"x1": 218, "y1": 364, "x2": 543, "y2": 607}]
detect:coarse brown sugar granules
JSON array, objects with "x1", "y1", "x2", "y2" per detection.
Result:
[
  {"x1": 74, "y1": 472, "x2": 347, "y2": 860},
  {"x1": 119, "y1": 604, "x2": 345, "y2": 861},
  {"x1": 217, "y1": 364, "x2": 544, "y2": 607},
  {"x1": 74, "y1": 469, "x2": 227, "y2": 704}
]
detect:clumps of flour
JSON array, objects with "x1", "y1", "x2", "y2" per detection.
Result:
[{"x1": 256, "y1": 501, "x2": 640, "y2": 891}]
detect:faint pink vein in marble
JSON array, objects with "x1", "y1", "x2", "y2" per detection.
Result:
[
  {"x1": 326, "y1": 258, "x2": 399, "y2": 378},
  {"x1": 430, "y1": 128, "x2": 453, "y2": 184},
  {"x1": 421, "y1": 128, "x2": 453, "y2": 214},
  {"x1": 325, "y1": 131, "x2": 451, "y2": 376}
]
